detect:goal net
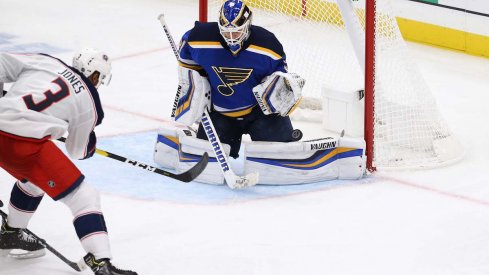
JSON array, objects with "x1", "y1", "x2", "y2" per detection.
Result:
[{"x1": 201, "y1": 0, "x2": 463, "y2": 170}]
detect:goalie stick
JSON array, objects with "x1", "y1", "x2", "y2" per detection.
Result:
[
  {"x1": 0, "y1": 200, "x2": 86, "y2": 272},
  {"x1": 157, "y1": 13, "x2": 259, "y2": 189},
  {"x1": 157, "y1": 13, "x2": 182, "y2": 119},
  {"x1": 201, "y1": 109, "x2": 259, "y2": 189},
  {"x1": 57, "y1": 137, "x2": 208, "y2": 183}
]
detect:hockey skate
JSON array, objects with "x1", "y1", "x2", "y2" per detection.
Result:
[
  {"x1": 0, "y1": 218, "x2": 46, "y2": 259},
  {"x1": 84, "y1": 253, "x2": 138, "y2": 275}
]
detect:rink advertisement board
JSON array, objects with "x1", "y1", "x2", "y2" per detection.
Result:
[
  {"x1": 438, "y1": 0, "x2": 489, "y2": 14},
  {"x1": 411, "y1": 0, "x2": 489, "y2": 14},
  {"x1": 399, "y1": 0, "x2": 489, "y2": 57},
  {"x1": 416, "y1": 0, "x2": 438, "y2": 3}
]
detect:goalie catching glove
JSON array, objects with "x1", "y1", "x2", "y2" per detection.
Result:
[
  {"x1": 173, "y1": 66, "x2": 211, "y2": 126},
  {"x1": 252, "y1": 71, "x2": 305, "y2": 116}
]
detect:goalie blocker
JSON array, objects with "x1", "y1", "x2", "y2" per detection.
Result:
[
  {"x1": 173, "y1": 66, "x2": 211, "y2": 125},
  {"x1": 154, "y1": 123, "x2": 366, "y2": 185}
]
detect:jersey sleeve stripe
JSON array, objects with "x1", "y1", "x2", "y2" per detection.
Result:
[
  {"x1": 188, "y1": 41, "x2": 223, "y2": 49},
  {"x1": 247, "y1": 45, "x2": 282, "y2": 60},
  {"x1": 178, "y1": 61, "x2": 203, "y2": 71},
  {"x1": 179, "y1": 57, "x2": 199, "y2": 65}
]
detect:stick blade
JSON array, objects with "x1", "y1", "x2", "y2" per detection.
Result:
[
  {"x1": 175, "y1": 152, "x2": 209, "y2": 183},
  {"x1": 157, "y1": 13, "x2": 165, "y2": 23},
  {"x1": 73, "y1": 259, "x2": 88, "y2": 271}
]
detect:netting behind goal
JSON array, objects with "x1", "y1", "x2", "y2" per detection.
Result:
[{"x1": 202, "y1": 0, "x2": 464, "y2": 169}]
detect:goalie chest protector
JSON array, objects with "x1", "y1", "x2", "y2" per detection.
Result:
[{"x1": 180, "y1": 22, "x2": 288, "y2": 117}]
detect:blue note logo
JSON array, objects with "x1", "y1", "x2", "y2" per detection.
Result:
[{"x1": 211, "y1": 66, "x2": 253, "y2": 96}]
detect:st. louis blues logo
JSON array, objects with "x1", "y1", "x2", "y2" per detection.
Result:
[{"x1": 212, "y1": 66, "x2": 253, "y2": 96}]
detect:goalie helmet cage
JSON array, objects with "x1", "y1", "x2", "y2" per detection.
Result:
[{"x1": 199, "y1": 0, "x2": 464, "y2": 171}]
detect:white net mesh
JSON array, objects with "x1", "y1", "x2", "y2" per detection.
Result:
[{"x1": 206, "y1": 0, "x2": 463, "y2": 169}]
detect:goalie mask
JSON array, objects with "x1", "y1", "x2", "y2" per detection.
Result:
[
  {"x1": 72, "y1": 47, "x2": 112, "y2": 88},
  {"x1": 218, "y1": 0, "x2": 252, "y2": 53}
]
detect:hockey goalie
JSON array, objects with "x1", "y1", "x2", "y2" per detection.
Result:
[{"x1": 154, "y1": 0, "x2": 366, "y2": 186}]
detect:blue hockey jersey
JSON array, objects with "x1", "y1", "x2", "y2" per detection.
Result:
[{"x1": 179, "y1": 22, "x2": 287, "y2": 117}]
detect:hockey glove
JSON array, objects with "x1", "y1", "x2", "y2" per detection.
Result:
[
  {"x1": 252, "y1": 71, "x2": 305, "y2": 116},
  {"x1": 82, "y1": 131, "x2": 97, "y2": 159}
]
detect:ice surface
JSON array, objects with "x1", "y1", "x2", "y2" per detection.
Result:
[{"x1": 0, "y1": 0, "x2": 488, "y2": 274}]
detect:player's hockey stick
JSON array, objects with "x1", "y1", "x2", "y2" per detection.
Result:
[
  {"x1": 57, "y1": 137, "x2": 208, "y2": 183},
  {"x1": 0, "y1": 200, "x2": 86, "y2": 272},
  {"x1": 156, "y1": 13, "x2": 259, "y2": 189}
]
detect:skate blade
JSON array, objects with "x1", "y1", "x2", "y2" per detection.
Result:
[{"x1": 7, "y1": 248, "x2": 46, "y2": 259}]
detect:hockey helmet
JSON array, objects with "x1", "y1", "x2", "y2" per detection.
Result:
[
  {"x1": 72, "y1": 48, "x2": 112, "y2": 88},
  {"x1": 218, "y1": 0, "x2": 253, "y2": 53}
]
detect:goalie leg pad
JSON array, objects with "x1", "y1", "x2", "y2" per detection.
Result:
[
  {"x1": 174, "y1": 67, "x2": 211, "y2": 126},
  {"x1": 244, "y1": 137, "x2": 366, "y2": 185},
  {"x1": 177, "y1": 135, "x2": 231, "y2": 185},
  {"x1": 154, "y1": 126, "x2": 182, "y2": 170},
  {"x1": 335, "y1": 136, "x2": 367, "y2": 179},
  {"x1": 154, "y1": 123, "x2": 231, "y2": 185}
]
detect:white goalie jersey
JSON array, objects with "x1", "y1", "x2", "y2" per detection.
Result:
[{"x1": 0, "y1": 52, "x2": 103, "y2": 160}]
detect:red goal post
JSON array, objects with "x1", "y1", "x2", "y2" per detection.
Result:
[{"x1": 199, "y1": 0, "x2": 463, "y2": 171}]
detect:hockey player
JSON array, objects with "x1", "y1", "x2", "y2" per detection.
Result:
[
  {"x1": 175, "y1": 0, "x2": 305, "y2": 158},
  {"x1": 0, "y1": 49, "x2": 137, "y2": 275}
]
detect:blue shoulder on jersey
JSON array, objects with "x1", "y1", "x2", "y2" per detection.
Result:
[
  {"x1": 178, "y1": 22, "x2": 223, "y2": 75},
  {"x1": 187, "y1": 22, "x2": 223, "y2": 45},
  {"x1": 246, "y1": 25, "x2": 286, "y2": 62}
]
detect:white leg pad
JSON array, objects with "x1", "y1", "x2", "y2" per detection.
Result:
[
  {"x1": 178, "y1": 136, "x2": 230, "y2": 185},
  {"x1": 337, "y1": 137, "x2": 367, "y2": 179},
  {"x1": 154, "y1": 126, "x2": 180, "y2": 170},
  {"x1": 154, "y1": 123, "x2": 230, "y2": 185},
  {"x1": 244, "y1": 137, "x2": 366, "y2": 185}
]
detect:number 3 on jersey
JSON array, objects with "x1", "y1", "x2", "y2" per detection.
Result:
[{"x1": 23, "y1": 77, "x2": 70, "y2": 112}]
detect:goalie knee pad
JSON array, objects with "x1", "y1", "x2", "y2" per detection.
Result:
[
  {"x1": 154, "y1": 123, "x2": 231, "y2": 185},
  {"x1": 174, "y1": 66, "x2": 211, "y2": 126},
  {"x1": 244, "y1": 137, "x2": 366, "y2": 185}
]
